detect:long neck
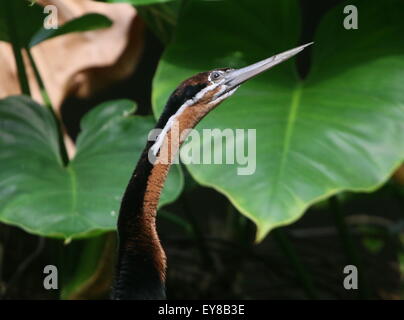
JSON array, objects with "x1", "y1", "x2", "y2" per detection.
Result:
[
  {"x1": 111, "y1": 100, "x2": 214, "y2": 300},
  {"x1": 112, "y1": 112, "x2": 176, "y2": 300}
]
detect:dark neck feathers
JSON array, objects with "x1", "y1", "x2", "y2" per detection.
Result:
[
  {"x1": 112, "y1": 141, "x2": 164, "y2": 300},
  {"x1": 112, "y1": 83, "x2": 207, "y2": 300}
]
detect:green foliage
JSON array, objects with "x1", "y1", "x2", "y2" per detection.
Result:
[
  {"x1": 153, "y1": 0, "x2": 404, "y2": 240},
  {"x1": 59, "y1": 233, "x2": 122, "y2": 300},
  {"x1": 0, "y1": 97, "x2": 183, "y2": 239},
  {"x1": 106, "y1": 0, "x2": 180, "y2": 43},
  {"x1": 0, "y1": 0, "x2": 43, "y2": 47},
  {"x1": 61, "y1": 235, "x2": 107, "y2": 299},
  {"x1": 29, "y1": 13, "x2": 113, "y2": 48},
  {"x1": 0, "y1": 1, "x2": 112, "y2": 48}
]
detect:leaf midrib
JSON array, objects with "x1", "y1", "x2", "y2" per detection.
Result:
[
  {"x1": 267, "y1": 83, "x2": 303, "y2": 209},
  {"x1": 67, "y1": 166, "x2": 78, "y2": 215}
]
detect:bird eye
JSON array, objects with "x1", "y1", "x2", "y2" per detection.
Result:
[{"x1": 211, "y1": 71, "x2": 222, "y2": 81}]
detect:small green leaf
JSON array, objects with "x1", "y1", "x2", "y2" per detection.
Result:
[
  {"x1": 0, "y1": 96, "x2": 183, "y2": 239},
  {"x1": 29, "y1": 13, "x2": 113, "y2": 48},
  {"x1": 61, "y1": 235, "x2": 107, "y2": 300},
  {"x1": 398, "y1": 252, "x2": 404, "y2": 275},
  {"x1": 0, "y1": 0, "x2": 43, "y2": 47},
  {"x1": 362, "y1": 237, "x2": 384, "y2": 254},
  {"x1": 60, "y1": 233, "x2": 119, "y2": 300},
  {"x1": 0, "y1": 2, "x2": 112, "y2": 48}
]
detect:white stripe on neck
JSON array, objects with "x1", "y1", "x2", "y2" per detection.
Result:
[{"x1": 150, "y1": 82, "x2": 218, "y2": 156}]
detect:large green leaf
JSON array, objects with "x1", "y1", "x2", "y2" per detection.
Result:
[
  {"x1": 0, "y1": 96, "x2": 183, "y2": 239},
  {"x1": 153, "y1": 0, "x2": 404, "y2": 240}
]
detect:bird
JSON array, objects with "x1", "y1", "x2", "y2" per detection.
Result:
[{"x1": 111, "y1": 42, "x2": 313, "y2": 300}]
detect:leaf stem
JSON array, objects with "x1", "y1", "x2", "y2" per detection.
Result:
[
  {"x1": 25, "y1": 47, "x2": 69, "y2": 165},
  {"x1": 3, "y1": 1, "x2": 31, "y2": 96},
  {"x1": 11, "y1": 44, "x2": 31, "y2": 96},
  {"x1": 273, "y1": 228, "x2": 318, "y2": 299},
  {"x1": 25, "y1": 48, "x2": 52, "y2": 109}
]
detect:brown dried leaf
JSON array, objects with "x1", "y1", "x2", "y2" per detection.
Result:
[{"x1": 0, "y1": 0, "x2": 145, "y2": 157}]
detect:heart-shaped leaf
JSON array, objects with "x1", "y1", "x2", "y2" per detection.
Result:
[
  {"x1": 153, "y1": 0, "x2": 404, "y2": 240},
  {"x1": 0, "y1": 96, "x2": 183, "y2": 239}
]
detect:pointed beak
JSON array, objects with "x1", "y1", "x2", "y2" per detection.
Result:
[{"x1": 224, "y1": 42, "x2": 313, "y2": 88}]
